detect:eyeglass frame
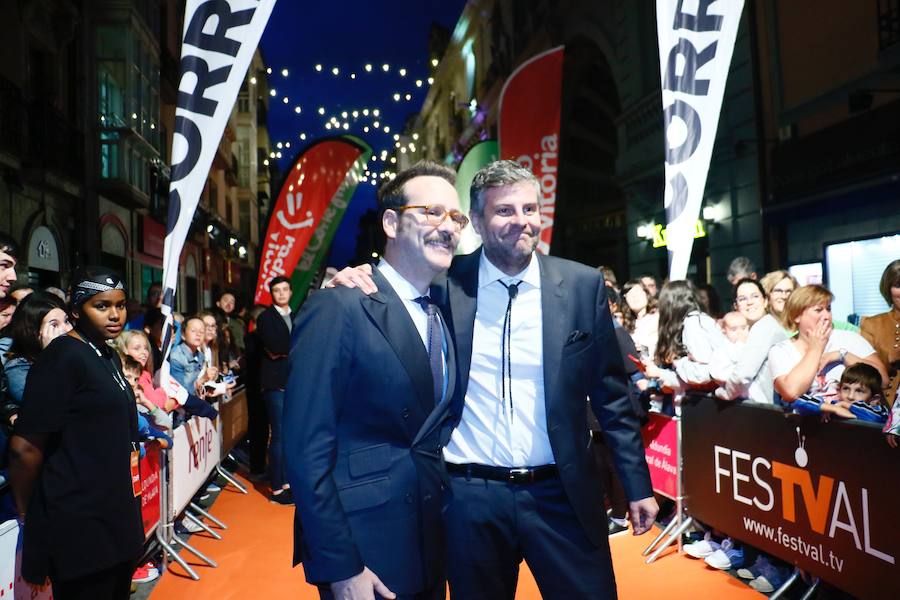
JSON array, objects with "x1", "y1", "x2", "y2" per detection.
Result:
[
  {"x1": 391, "y1": 204, "x2": 470, "y2": 230},
  {"x1": 735, "y1": 292, "x2": 764, "y2": 305}
]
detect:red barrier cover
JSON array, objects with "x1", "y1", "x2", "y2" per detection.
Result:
[
  {"x1": 641, "y1": 413, "x2": 679, "y2": 499},
  {"x1": 140, "y1": 443, "x2": 161, "y2": 540},
  {"x1": 498, "y1": 46, "x2": 563, "y2": 255}
]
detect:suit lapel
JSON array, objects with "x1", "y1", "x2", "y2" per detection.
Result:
[
  {"x1": 444, "y1": 249, "x2": 480, "y2": 403},
  {"x1": 361, "y1": 268, "x2": 435, "y2": 419},
  {"x1": 539, "y1": 254, "x2": 567, "y2": 413}
]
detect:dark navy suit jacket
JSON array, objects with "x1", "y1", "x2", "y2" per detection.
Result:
[
  {"x1": 284, "y1": 268, "x2": 458, "y2": 593},
  {"x1": 431, "y1": 249, "x2": 652, "y2": 547},
  {"x1": 256, "y1": 304, "x2": 295, "y2": 390}
]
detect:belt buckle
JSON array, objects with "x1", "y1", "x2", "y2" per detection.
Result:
[{"x1": 508, "y1": 467, "x2": 532, "y2": 484}]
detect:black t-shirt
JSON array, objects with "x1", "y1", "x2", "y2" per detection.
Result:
[{"x1": 15, "y1": 334, "x2": 143, "y2": 582}]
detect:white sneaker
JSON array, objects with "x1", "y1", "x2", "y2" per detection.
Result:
[
  {"x1": 749, "y1": 575, "x2": 776, "y2": 593},
  {"x1": 178, "y1": 517, "x2": 203, "y2": 533},
  {"x1": 683, "y1": 533, "x2": 720, "y2": 558},
  {"x1": 704, "y1": 538, "x2": 744, "y2": 570}
]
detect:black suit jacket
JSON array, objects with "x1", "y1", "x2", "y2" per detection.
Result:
[
  {"x1": 256, "y1": 305, "x2": 295, "y2": 390},
  {"x1": 431, "y1": 249, "x2": 652, "y2": 547},
  {"x1": 284, "y1": 267, "x2": 458, "y2": 593}
]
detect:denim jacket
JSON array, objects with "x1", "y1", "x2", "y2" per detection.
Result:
[{"x1": 169, "y1": 343, "x2": 205, "y2": 391}]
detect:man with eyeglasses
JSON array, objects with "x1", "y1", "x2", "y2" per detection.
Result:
[
  {"x1": 284, "y1": 161, "x2": 464, "y2": 600},
  {"x1": 331, "y1": 160, "x2": 656, "y2": 599}
]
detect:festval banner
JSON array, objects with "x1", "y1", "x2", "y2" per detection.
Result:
[
  {"x1": 254, "y1": 137, "x2": 367, "y2": 307},
  {"x1": 498, "y1": 46, "x2": 563, "y2": 255},
  {"x1": 681, "y1": 397, "x2": 897, "y2": 599},
  {"x1": 455, "y1": 140, "x2": 498, "y2": 254},
  {"x1": 160, "y1": 0, "x2": 276, "y2": 381},
  {"x1": 656, "y1": 0, "x2": 743, "y2": 280}
]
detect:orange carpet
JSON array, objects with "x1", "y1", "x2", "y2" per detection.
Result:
[{"x1": 150, "y1": 477, "x2": 763, "y2": 599}]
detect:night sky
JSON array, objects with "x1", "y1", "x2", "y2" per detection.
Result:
[{"x1": 259, "y1": 0, "x2": 467, "y2": 268}]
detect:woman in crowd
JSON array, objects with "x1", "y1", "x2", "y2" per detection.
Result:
[
  {"x1": 622, "y1": 278, "x2": 659, "y2": 359},
  {"x1": 197, "y1": 310, "x2": 221, "y2": 377},
  {"x1": 860, "y1": 260, "x2": 900, "y2": 407},
  {"x1": 769, "y1": 285, "x2": 887, "y2": 405},
  {"x1": 759, "y1": 270, "x2": 797, "y2": 319},
  {"x1": 644, "y1": 280, "x2": 726, "y2": 407},
  {"x1": 2, "y1": 292, "x2": 71, "y2": 417},
  {"x1": 716, "y1": 278, "x2": 791, "y2": 404},
  {"x1": 9, "y1": 266, "x2": 143, "y2": 599}
]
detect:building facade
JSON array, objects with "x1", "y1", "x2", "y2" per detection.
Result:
[{"x1": 0, "y1": 0, "x2": 271, "y2": 312}]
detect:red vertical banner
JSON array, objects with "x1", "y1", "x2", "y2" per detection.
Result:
[
  {"x1": 255, "y1": 138, "x2": 365, "y2": 306},
  {"x1": 498, "y1": 46, "x2": 564, "y2": 254}
]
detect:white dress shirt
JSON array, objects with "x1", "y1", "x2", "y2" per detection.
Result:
[
  {"x1": 378, "y1": 260, "x2": 447, "y2": 398},
  {"x1": 443, "y1": 253, "x2": 555, "y2": 467}
]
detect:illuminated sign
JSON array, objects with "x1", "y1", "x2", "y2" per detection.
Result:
[{"x1": 652, "y1": 219, "x2": 707, "y2": 248}]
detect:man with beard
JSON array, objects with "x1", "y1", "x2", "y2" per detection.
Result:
[
  {"x1": 332, "y1": 160, "x2": 656, "y2": 599},
  {"x1": 284, "y1": 161, "x2": 465, "y2": 600}
]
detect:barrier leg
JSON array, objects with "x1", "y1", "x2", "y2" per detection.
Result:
[
  {"x1": 645, "y1": 516, "x2": 693, "y2": 564},
  {"x1": 157, "y1": 526, "x2": 200, "y2": 581},
  {"x1": 184, "y1": 510, "x2": 223, "y2": 540},
  {"x1": 642, "y1": 515, "x2": 679, "y2": 556},
  {"x1": 171, "y1": 534, "x2": 219, "y2": 568},
  {"x1": 798, "y1": 578, "x2": 820, "y2": 600},
  {"x1": 769, "y1": 568, "x2": 801, "y2": 600},
  {"x1": 216, "y1": 463, "x2": 249, "y2": 494},
  {"x1": 190, "y1": 501, "x2": 228, "y2": 530}
]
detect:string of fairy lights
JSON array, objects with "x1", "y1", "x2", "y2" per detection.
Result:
[{"x1": 258, "y1": 58, "x2": 440, "y2": 186}]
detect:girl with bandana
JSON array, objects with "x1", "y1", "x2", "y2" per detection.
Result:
[{"x1": 9, "y1": 266, "x2": 144, "y2": 599}]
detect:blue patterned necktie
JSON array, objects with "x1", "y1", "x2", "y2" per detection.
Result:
[{"x1": 414, "y1": 296, "x2": 444, "y2": 404}]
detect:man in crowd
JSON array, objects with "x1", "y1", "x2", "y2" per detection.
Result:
[
  {"x1": 332, "y1": 160, "x2": 656, "y2": 599},
  {"x1": 256, "y1": 276, "x2": 295, "y2": 503},
  {"x1": 215, "y1": 290, "x2": 245, "y2": 354},
  {"x1": 727, "y1": 256, "x2": 758, "y2": 286},
  {"x1": 284, "y1": 161, "x2": 464, "y2": 600},
  {"x1": 0, "y1": 232, "x2": 18, "y2": 460}
]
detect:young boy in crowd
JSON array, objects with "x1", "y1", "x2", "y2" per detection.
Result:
[
  {"x1": 833, "y1": 363, "x2": 889, "y2": 424},
  {"x1": 121, "y1": 355, "x2": 172, "y2": 449},
  {"x1": 793, "y1": 363, "x2": 889, "y2": 423}
]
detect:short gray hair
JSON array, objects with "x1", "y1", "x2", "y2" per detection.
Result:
[
  {"x1": 727, "y1": 256, "x2": 757, "y2": 282},
  {"x1": 469, "y1": 160, "x2": 540, "y2": 215}
]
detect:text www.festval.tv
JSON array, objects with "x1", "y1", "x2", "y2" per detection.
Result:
[{"x1": 742, "y1": 517, "x2": 844, "y2": 573}]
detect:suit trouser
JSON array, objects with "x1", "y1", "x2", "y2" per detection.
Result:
[{"x1": 445, "y1": 473, "x2": 617, "y2": 600}]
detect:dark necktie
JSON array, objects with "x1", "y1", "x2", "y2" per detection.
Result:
[
  {"x1": 414, "y1": 296, "x2": 444, "y2": 404},
  {"x1": 498, "y1": 280, "x2": 521, "y2": 420}
]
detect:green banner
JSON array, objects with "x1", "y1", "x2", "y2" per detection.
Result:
[
  {"x1": 290, "y1": 136, "x2": 372, "y2": 306},
  {"x1": 455, "y1": 140, "x2": 498, "y2": 254}
]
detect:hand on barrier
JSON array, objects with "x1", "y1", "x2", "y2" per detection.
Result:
[
  {"x1": 330, "y1": 566, "x2": 396, "y2": 600},
  {"x1": 326, "y1": 264, "x2": 378, "y2": 295},
  {"x1": 628, "y1": 496, "x2": 659, "y2": 536}
]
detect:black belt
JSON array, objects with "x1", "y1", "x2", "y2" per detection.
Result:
[{"x1": 446, "y1": 462, "x2": 557, "y2": 484}]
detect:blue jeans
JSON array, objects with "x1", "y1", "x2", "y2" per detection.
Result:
[{"x1": 263, "y1": 389, "x2": 286, "y2": 489}]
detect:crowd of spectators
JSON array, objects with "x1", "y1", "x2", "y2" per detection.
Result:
[{"x1": 599, "y1": 256, "x2": 900, "y2": 593}]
